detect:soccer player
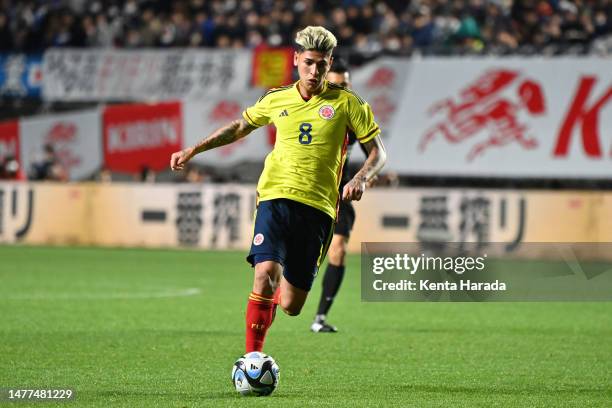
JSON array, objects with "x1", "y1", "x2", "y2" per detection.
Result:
[
  {"x1": 170, "y1": 26, "x2": 386, "y2": 353},
  {"x1": 310, "y1": 59, "x2": 365, "y2": 333}
]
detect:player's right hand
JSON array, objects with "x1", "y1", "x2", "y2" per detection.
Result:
[{"x1": 170, "y1": 147, "x2": 194, "y2": 171}]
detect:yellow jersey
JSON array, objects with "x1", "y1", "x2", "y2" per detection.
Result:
[{"x1": 243, "y1": 80, "x2": 380, "y2": 220}]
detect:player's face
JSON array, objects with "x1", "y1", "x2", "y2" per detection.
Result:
[
  {"x1": 326, "y1": 71, "x2": 351, "y2": 89},
  {"x1": 294, "y1": 50, "x2": 333, "y2": 94}
]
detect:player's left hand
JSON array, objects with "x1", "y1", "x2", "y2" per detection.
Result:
[{"x1": 342, "y1": 177, "x2": 366, "y2": 201}]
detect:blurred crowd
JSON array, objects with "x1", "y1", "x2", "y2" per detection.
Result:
[
  {"x1": 0, "y1": 143, "x2": 66, "y2": 181},
  {"x1": 0, "y1": 0, "x2": 610, "y2": 54}
]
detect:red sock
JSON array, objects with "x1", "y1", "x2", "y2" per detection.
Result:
[{"x1": 245, "y1": 292, "x2": 275, "y2": 353}]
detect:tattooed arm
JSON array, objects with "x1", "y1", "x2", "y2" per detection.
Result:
[
  {"x1": 170, "y1": 118, "x2": 257, "y2": 171},
  {"x1": 342, "y1": 135, "x2": 387, "y2": 201}
]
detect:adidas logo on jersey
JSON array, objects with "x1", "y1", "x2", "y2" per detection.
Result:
[{"x1": 278, "y1": 109, "x2": 289, "y2": 117}]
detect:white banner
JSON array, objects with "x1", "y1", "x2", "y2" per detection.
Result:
[
  {"x1": 346, "y1": 57, "x2": 411, "y2": 164},
  {"x1": 350, "y1": 57, "x2": 411, "y2": 134},
  {"x1": 387, "y1": 58, "x2": 612, "y2": 178},
  {"x1": 43, "y1": 49, "x2": 252, "y2": 101},
  {"x1": 20, "y1": 110, "x2": 102, "y2": 180},
  {"x1": 183, "y1": 90, "x2": 274, "y2": 165}
]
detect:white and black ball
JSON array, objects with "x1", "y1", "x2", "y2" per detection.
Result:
[{"x1": 231, "y1": 352, "x2": 280, "y2": 396}]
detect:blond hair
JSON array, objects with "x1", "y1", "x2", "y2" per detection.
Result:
[{"x1": 295, "y1": 26, "x2": 337, "y2": 55}]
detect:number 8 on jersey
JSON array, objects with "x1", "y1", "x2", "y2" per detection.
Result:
[{"x1": 299, "y1": 123, "x2": 313, "y2": 145}]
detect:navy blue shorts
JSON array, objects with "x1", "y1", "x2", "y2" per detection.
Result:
[{"x1": 247, "y1": 198, "x2": 334, "y2": 291}]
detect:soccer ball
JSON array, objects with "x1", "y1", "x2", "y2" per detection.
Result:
[{"x1": 231, "y1": 352, "x2": 280, "y2": 396}]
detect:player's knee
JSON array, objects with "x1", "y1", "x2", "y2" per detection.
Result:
[
  {"x1": 253, "y1": 264, "x2": 280, "y2": 293},
  {"x1": 253, "y1": 270, "x2": 272, "y2": 289}
]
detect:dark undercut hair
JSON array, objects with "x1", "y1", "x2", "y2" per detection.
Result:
[{"x1": 329, "y1": 58, "x2": 349, "y2": 74}]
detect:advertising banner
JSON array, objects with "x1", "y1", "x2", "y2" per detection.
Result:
[
  {"x1": 0, "y1": 120, "x2": 19, "y2": 161},
  {"x1": 0, "y1": 182, "x2": 256, "y2": 249},
  {"x1": 346, "y1": 57, "x2": 412, "y2": 164},
  {"x1": 43, "y1": 49, "x2": 252, "y2": 101},
  {"x1": 387, "y1": 58, "x2": 612, "y2": 178},
  {"x1": 103, "y1": 102, "x2": 182, "y2": 173},
  {"x1": 19, "y1": 110, "x2": 102, "y2": 180},
  {"x1": 349, "y1": 188, "x2": 612, "y2": 253},
  {"x1": 3, "y1": 184, "x2": 612, "y2": 259},
  {"x1": 0, "y1": 54, "x2": 43, "y2": 98},
  {"x1": 350, "y1": 57, "x2": 411, "y2": 134},
  {"x1": 16, "y1": 56, "x2": 612, "y2": 177},
  {"x1": 0, "y1": 120, "x2": 22, "y2": 179},
  {"x1": 251, "y1": 47, "x2": 294, "y2": 88}
]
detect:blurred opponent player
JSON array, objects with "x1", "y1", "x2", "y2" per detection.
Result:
[
  {"x1": 310, "y1": 59, "x2": 367, "y2": 333},
  {"x1": 170, "y1": 26, "x2": 386, "y2": 353}
]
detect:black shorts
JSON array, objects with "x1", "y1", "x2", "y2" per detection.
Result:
[
  {"x1": 334, "y1": 200, "x2": 356, "y2": 238},
  {"x1": 247, "y1": 199, "x2": 334, "y2": 291}
]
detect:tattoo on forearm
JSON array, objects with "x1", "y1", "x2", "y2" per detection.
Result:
[
  {"x1": 355, "y1": 138, "x2": 387, "y2": 183},
  {"x1": 353, "y1": 158, "x2": 376, "y2": 183},
  {"x1": 193, "y1": 119, "x2": 255, "y2": 154}
]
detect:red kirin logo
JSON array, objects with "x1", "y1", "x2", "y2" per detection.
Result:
[
  {"x1": 420, "y1": 69, "x2": 546, "y2": 161},
  {"x1": 45, "y1": 122, "x2": 81, "y2": 169},
  {"x1": 370, "y1": 95, "x2": 395, "y2": 125},
  {"x1": 367, "y1": 67, "x2": 395, "y2": 88}
]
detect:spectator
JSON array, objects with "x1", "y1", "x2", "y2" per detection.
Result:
[
  {"x1": 138, "y1": 166, "x2": 156, "y2": 183},
  {"x1": 96, "y1": 167, "x2": 112, "y2": 183},
  {"x1": 29, "y1": 144, "x2": 68, "y2": 182},
  {"x1": 0, "y1": 12, "x2": 13, "y2": 51},
  {"x1": 0, "y1": 1, "x2": 609, "y2": 54},
  {"x1": 185, "y1": 165, "x2": 207, "y2": 183},
  {"x1": 37, "y1": 144, "x2": 68, "y2": 181}
]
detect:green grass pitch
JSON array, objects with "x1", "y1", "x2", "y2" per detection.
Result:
[{"x1": 1, "y1": 245, "x2": 611, "y2": 407}]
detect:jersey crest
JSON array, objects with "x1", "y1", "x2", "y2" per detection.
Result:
[{"x1": 318, "y1": 105, "x2": 335, "y2": 120}]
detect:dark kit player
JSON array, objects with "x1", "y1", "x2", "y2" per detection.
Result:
[{"x1": 311, "y1": 59, "x2": 369, "y2": 333}]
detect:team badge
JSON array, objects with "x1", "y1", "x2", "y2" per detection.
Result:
[
  {"x1": 319, "y1": 105, "x2": 335, "y2": 120},
  {"x1": 253, "y1": 233, "x2": 265, "y2": 246}
]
